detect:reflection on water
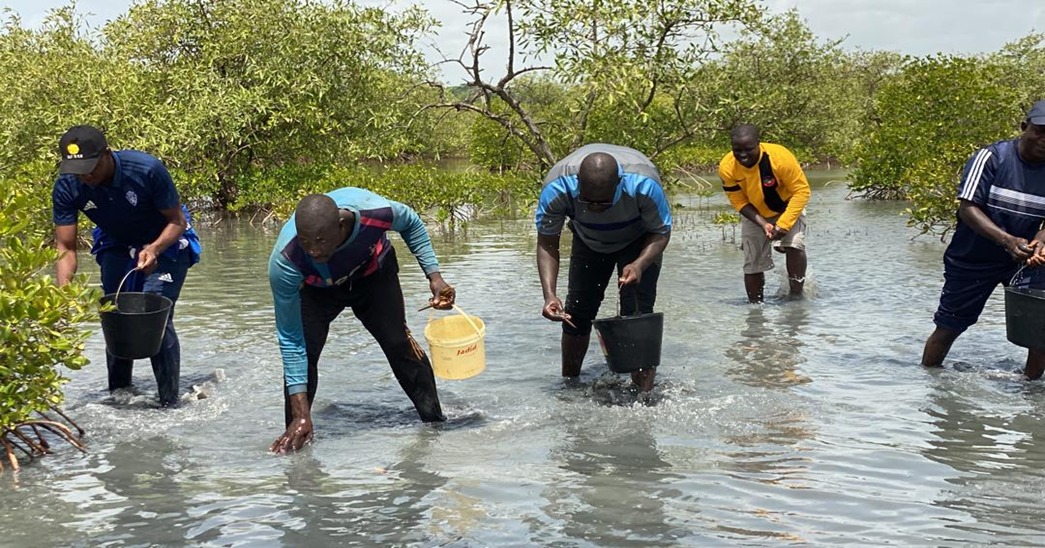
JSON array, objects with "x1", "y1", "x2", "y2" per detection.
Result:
[
  {"x1": 542, "y1": 410, "x2": 685, "y2": 546},
  {"x1": 725, "y1": 304, "x2": 811, "y2": 388},
  {"x1": 6, "y1": 177, "x2": 1045, "y2": 545},
  {"x1": 922, "y1": 377, "x2": 1045, "y2": 544}
]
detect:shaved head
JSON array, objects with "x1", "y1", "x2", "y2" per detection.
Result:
[
  {"x1": 295, "y1": 194, "x2": 339, "y2": 234},
  {"x1": 577, "y1": 152, "x2": 620, "y2": 205},
  {"x1": 731, "y1": 124, "x2": 760, "y2": 143},
  {"x1": 294, "y1": 193, "x2": 350, "y2": 263}
]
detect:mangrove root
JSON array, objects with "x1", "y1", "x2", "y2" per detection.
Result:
[{"x1": 1, "y1": 405, "x2": 86, "y2": 473}]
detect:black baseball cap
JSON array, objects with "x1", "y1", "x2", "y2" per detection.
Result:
[
  {"x1": 1026, "y1": 100, "x2": 1045, "y2": 126},
  {"x1": 58, "y1": 125, "x2": 108, "y2": 175}
]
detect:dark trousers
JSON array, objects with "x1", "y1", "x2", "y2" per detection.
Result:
[
  {"x1": 98, "y1": 248, "x2": 190, "y2": 406},
  {"x1": 284, "y1": 248, "x2": 445, "y2": 427},
  {"x1": 563, "y1": 234, "x2": 661, "y2": 337}
]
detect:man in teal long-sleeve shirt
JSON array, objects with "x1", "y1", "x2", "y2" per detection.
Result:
[{"x1": 268, "y1": 188, "x2": 456, "y2": 454}]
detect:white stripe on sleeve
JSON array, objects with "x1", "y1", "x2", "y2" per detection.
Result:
[{"x1": 959, "y1": 149, "x2": 992, "y2": 201}]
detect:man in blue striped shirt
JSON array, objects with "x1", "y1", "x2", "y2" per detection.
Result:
[
  {"x1": 535, "y1": 144, "x2": 672, "y2": 392},
  {"x1": 922, "y1": 101, "x2": 1045, "y2": 378}
]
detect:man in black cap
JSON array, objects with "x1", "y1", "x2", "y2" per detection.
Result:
[
  {"x1": 921, "y1": 101, "x2": 1045, "y2": 378},
  {"x1": 52, "y1": 125, "x2": 202, "y2": 406}
]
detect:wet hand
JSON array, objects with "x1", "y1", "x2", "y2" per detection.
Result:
[
  {"x1": 762, "y1": 222, "x2": 775, "y2": 239},
  {"x1": 270, "y1": 416, "x2": 314, "y2": 454},
  {"x1": 619, "y1": 263, "x2": 642, "y2": 286},
  {"x1": 542, "y1": 297, "x2": 573, "y2": 326},
  {"x1": 1025, "y1": 240, "x2": 1045, "y2": 266},
  {"x1": 1005, "y1": 236, "x2": 1036, "y2": 261},
  {"x1": 427, "y1": 273, "x2": 455, "y2": 310}
]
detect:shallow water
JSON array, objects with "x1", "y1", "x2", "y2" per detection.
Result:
[{"x1": 5, "y1": 173, "x2": 1045, "y2": 546}]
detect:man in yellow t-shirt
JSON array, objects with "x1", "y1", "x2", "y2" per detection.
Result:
[{"x1": 718, "y1": 124, "x2": 811, "y2": 302}]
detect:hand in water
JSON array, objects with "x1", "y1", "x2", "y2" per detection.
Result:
[{"x1": 270, "y1": 416, "x2": 314, "y2": 454}]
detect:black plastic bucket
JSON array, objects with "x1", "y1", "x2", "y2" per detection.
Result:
[
  {"x1": 1005, "y1": 286, "x2": 1045, "y2": 350},
  {"x1": 593, "y1": 312, "x2": 664, "y2": 373},
  {"x1": 99, "y1": 292, "x2": 173, "y2": 359}
]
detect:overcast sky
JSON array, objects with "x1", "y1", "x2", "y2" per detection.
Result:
[{"x1": 5, "y1": 0, "x2": 1043, "y2": 79}]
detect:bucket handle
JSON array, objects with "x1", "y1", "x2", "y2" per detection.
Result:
[
  {"x1": 112, "y1": 267, "x2": 139, "y2": 312},
  {"x1": 1011, "y1": 264, "x2": 1033, "y2": 288},
  {"x1": 452, "y1": 305, "x2": 484, "y2": 336},
  {"x1": 615, "y1": 285, "x2": 641, "y2": 318},
  {"x1": 428, "y1": 304, "x2": 484, "y2": 336}
]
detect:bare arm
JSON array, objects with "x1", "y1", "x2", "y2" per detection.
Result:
[
  {"x1": 633, "y1": 233, "x2": 669, "y2": 273},
  {"x1": 537, "y1": 232, "x2": 570, "y2": 323},
  {"x1": 619, "y1": 232, "x2": 670, "y2": 286},
  {"x1": 739, "y1": 204, "x2": 774, "y2": 239},
  {"x1": 55, "y1": 224, "x2": 78, "y2": 286},
  {"x1": 537, "y1": 232, "x2": 561, "y2": 300},
  {"x1": 959, "y1": 199, "x2": 1035, "y2": 261},
  {"x1": 137, "y1": 205, "x2": 188, "y2": 272}
]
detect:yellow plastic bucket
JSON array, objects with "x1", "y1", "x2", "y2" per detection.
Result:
[{"x1": 424, "y1": 306, "x2": 486, "y2": 380}]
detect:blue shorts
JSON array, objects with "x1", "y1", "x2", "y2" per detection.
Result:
[{"x1": 932, "y1": 257, "x2": 1020, "y2": 333}]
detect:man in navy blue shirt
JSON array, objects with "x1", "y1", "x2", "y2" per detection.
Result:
[
  {"x1": 52, "y1": 125, "x2": 201, "y2": 407},
  {"x1": 922, "y1": 102, "x2": 1045, "y2": 378}
]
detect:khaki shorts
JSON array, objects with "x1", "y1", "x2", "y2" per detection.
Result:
[{"x1": 740, "y1": 214, "x2": 806, "y2": 274}]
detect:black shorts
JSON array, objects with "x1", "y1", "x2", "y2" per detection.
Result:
[
  {"x1": 933, "y1": 256, "x2": 1020, "y2": 334},
  {"x1": 563, "y1": 233, "x2": 661, "y2": 336}
]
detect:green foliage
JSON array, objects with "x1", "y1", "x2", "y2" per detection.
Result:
[
  {"x1": 712, "y1": 211, "x2": 740, "y2": 225},
  {"x1": 657, "y1": 143, "x2": 727, "y2": 171},
  {"x1": 0, "y1": 0, "x2": 441, "y2": 209},
  {"x1": 3, "y1": 1, "x2": 1043, "y2": 238},
  {"x1": 850, "y1": 54, "x2": 1024, "y2": 235},
  {"x1": 0, "y1": 8, "x2": 117, "y2": 172},
  {"x1": 693, "y1": 10, "x2": 888, "y2": 164},
  {"x1": 442, "y1": 0, "x2": 764, "y2": 171},
  {"x1": 233, "y1": 162, "x2": 539, "y2": 225},
  {"x1": 468, "y1": 105, "x2": 531, "y2": 172},
  {"x1": 101, "y1": 0, "x2": 438, "y2": 207},
  {"x1": 0, "y1": 169, "x2": 98, "y2": 433},
  {"x1": 991, "y1": 33, "x2": 1045, "y2": 103}
]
